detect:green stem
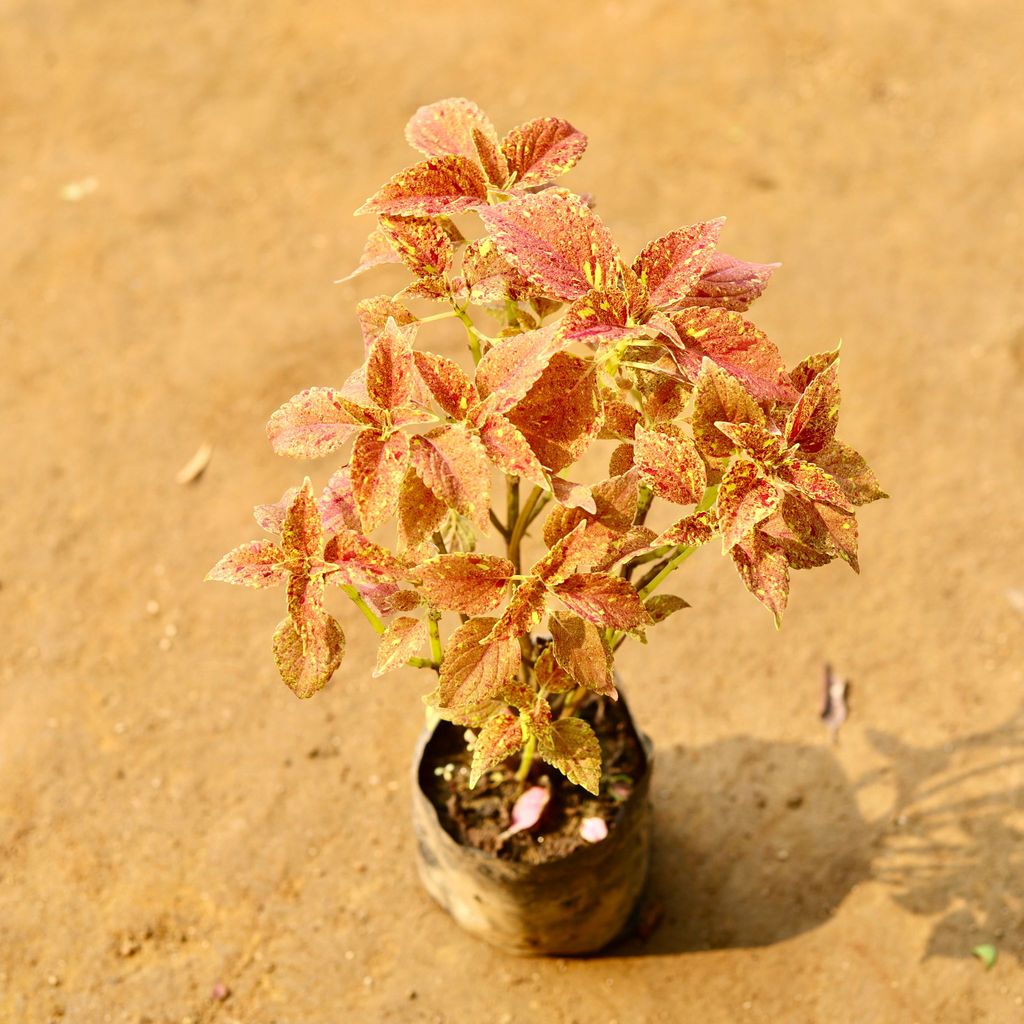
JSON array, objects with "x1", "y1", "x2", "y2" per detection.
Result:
[
  {"x1": 428, "y1": 611, "x2": 443, "y2": 664},
  {"x1": 507, "y1": 476, "x2": 520, "y2": 541},
  {"x1": 515, "y1": 733, "x2": 537, "y2": 783},
  {"x1": 340, "y1": 585, "x2": 384, "y2": 635},
  {"x1": 453, "y1": 305, "x2": 484, "y2": 364},
  {"x1": 508, "y1": 485, "x2": 543, "y2": 574}
]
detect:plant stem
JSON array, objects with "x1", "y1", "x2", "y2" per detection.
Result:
[
  {"x1": 507, "y1": 475, "x2": 520, "y2": 541},
  {"x1": 427, "y1": 610, "x2": 443, "y2": 664},
  {"x1": 515, "y1": 733, "x2": 537, "y2": 782},
  {"x1": 452, "y1": 305, "x2": 483, "y2": 364},
  {"x1": 508, "y1": 484, "x2": 543, "y2": 574},
  {"x1": 489, "y1": 510, "x2": 510, "y2": 539},
  {"x1": 340, "y1": 585, "x2": 384, "y2": 635}
]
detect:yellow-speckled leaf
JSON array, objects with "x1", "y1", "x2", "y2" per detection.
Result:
[
  {"x1": 549, "y1": 611, "x2": 616, "y2": 697},
  {"x1": 373, "y1": 616, "x2": 429, "y2": 677},
  {"x1": 405, "y1": 98, "x2": 498, "y2": 161},
  {"x1": 691, "y1": 357, "x2": 766, "y2": 460},
  {"x1": 716, "y1": 458, "x2": 783, "y2": 551},
  {"x1": 469, "y1": 709, "x2": 524, "y2": 787},
  {"x1": 785, "y1": 360, "x2": 841, "y2": 454},
  {"x1": 807, "y1": 439, "x2": 887, "y2": 507},
  {"x1": 396, "y1": 468, "x2": 448, "y2": 554},
  {"x1": 683, "y1": 251, "x2": 779, "y2": 313},
  {"x1": 266, "y1": 387, "x2": 370, "y2": 459},
  {"x1": 324, "y1": 530, "x2": 404, "y2": 589},
  {"x1": 478, "y1": 190, "x2": 620, "y2": 301},
  {"x1": 730, "y1": 531, "x2": 790, "y2": 627},
  {"x1": 337, "y1": 226, "x2": 402, "y2": 283},
  {"x1": 632, "y1": 218, "x2": 723, "y2": 309},
  {"x1": 272, "y1": 575, "x2": 345, "y2": 699},
  {"x1": 413, "y1": 350, "x2": 477, "y2": 420},
  {"x1": 366, "y1": 317, "x2": 416, "y2": 412},
  {"x1": 634, "y1": 423, "x2": 707, "y2": 505},
  {"x1": 357, "y1": 155, "x2": 488, "y2": 217},
  {"x1": 656, "y1": 508, "x2": 717, "y2": 548},
  {"x1": 534, "y1": 645, "x2": 577, "y2": 694},
  {"x1": 474, "y1": 325, "x2": 562, "y2": 414},
  {"x1": 318, "y1": 468, "x2": 361, "y2": 535},
  {"x1": 414, "y1": 553, "x2": 514, "y2": 614},
  {"x1": 378, "y1": 215, "x2": 455, "y2": 282},
  {"x1": 206, "y1": 540, "x2": 287, "y2": 589},
  {"x1": 485, "y1": 578, "x2": 548, "y2": 642},
  {"x1": 409, "y1": 425, "x2": 491, "y2": 529},
  {"x1": 351, "y1": 429, "x2": 411, "y2": 533},
  {"x1": 536, "y1": 717, "x2": 602, "y2": 795},
  {"x1": 501, "y1": 117, "x2": 587, "y2": 187},
  {"x1": 552, "y1": 572, "x2": 653, "y2": 633},
  {"x1": 436, "y1": 617, "x2": 521, "y2": 712},
  {"x1": 282, "y1": 478, "x2": 324, "y2": 564},
  {"x1": 355, "y1": 295, "x2": 417, "y2": 351}
]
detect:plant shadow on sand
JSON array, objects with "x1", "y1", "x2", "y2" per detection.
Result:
[{"x1": 611, "y1": 707, "x2": 1024, "y2": 960}]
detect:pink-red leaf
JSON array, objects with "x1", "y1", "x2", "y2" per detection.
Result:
[
  {"x1": 469, "y1": 709, "x2": 524, "y2": 787},
  {"x1": 691, "y1": 357, "x2": 767, "y2": 460},
  {"x1": 536, "y1": 718, "x2": 602, "y2": 795},
  {"x1": 501, "y1": 117, "x2": 587, "y2": 187},
  {"x1": 337, "y1": 226, "x2": 401, "y2": 283},
  {"x1": 548, "y1": 611, "x2": 616, "y2": 697},
  {"x1": 325, "y1": 530, "x2": 403, "y2": 589},
  {"x1": 356, "y1": 296, "x2": 417, "y2": 351},
  {"x1": 206, "y1": 540, "x2": 287, "y2": 589},
  {"x1": 397, "y1": 468, "x2": 448, "y2": 554},
  {"x1": 633, "y1": 218, "x2": 723, "y2": 309},
  {"x1": 366, "y1": 317, "x2": 416, "y2": 412},
  {"x1": 777, "y1": 458, "x2": 854, "y2": 512},
  {"x1": 670, "y1": 307, "x2": 799, "y2": 402},
  {"x1": 435, "y1": 617, "x2": 521, "y2": 711},
  {"x1": 357, "y1": 155, "x2": 488, "y2": 217},
  {"x1": 351, "y1": 429, "x2": 411, "y2": 532},
  {"x1": 716, "y1": 458, "x2": 782, "y2": 551},
  {"x1": 730, "y1": 532, "x2": 790, "y2": 627},
  {"x1": 266, "y1": 387, "x2": 366, "y2": 459},
  {"x1": 683, "y1": 252, "x2": 779, "y2": 312},
  {"x1": 506, "y1": 351, "x2": 602, "y2": 472},
  {"x1": 486, "y1": 578, "x2": 548, "y2": 642},
  {"x1": 414, "y1": 350, "x2": 476, "y2": 420},
  {"x1": 253, "y1": 486, "x2": 299, "y2": 535},
  {"x1": 378, "y1": 214, "x2": 455, "y2": 283},
  {"x1": 553, "y1": 573, "x2": 654, "y2": 633},
  {"x1": 634, "y1": 423, "x2": 707, "y2": 505},
  {"x1": 474, "y1": 325, "x2": 561, "y2": 414},
  {"x1": 472, "y1": 407, "x2": 548, "y2": 483},
  {"x1": 478, "y1": 189, "x2": 620, "y2": 301},
  {"x1": 645, "y1": 593, "x2": 690, "y2": 623},
  {"x1": 405, "y1": 98, "x2": 498, "y2": 161},
  {"x1": 808, "y1": 440, "x2": 887, "y2": 507},
  {"x1": 273, "y1": 576, "x2": 345, "y2": 698},
  {"x1": 415, "y1": 553, "x2": 514, "y2": 614},
  {"x1": 282, "y1": 478, "x2": 324, "y2": 563},
  {"x1": 410, "y1": 425, "x2": 491, "y2": 528},
  {"x1": 785, "y1": 361, "x2": 841, "y2": 454},
  {"x1": 656, "y1": 508, "x2": 717, "y2": 548},
  {"x1": 373, "y1": 616, "x2": 429, "y2": 677},
  {"x1": 318, "y1": 468, "x2": 361, "y2": 535}
]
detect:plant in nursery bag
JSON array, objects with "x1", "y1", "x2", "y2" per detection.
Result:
[{"x1": 208, "y1": 98, "x2": 885, "y2": 949}]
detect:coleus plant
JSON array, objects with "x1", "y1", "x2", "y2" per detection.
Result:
[{"x1": 208, "y1": 98, "x2": 885, "y2": 796}]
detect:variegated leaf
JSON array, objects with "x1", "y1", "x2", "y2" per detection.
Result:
[
  {"x1": 645, "y1": 593, "x2": 691, "y2": 623},
  {"x1": 599, "y1": 394, "x2": 641, "y2": 440},
  {"x1": 552, "y1": 572, "x2": 653, "y2": 633},
  {"x1": 808, "y1": 439, "x2": 887, "y2": 506},
  {"x1": 414, "y1": 553, "x2": 514, "y2": 613},
  {"x1": 730, "y1": 531, "x2": 790, "y2": 627},
  {"x1": 266, "y1": 387, "x2": 368, "y2": 459},
  {"x1": 253, "y1": 486, "x2": 299, "y2": 534},
  {"x1": 533, "y1": 645, "x2": 577, "y2": 694},
  {"x1": 469, "y1": 709, "x2": 524, "y2": 787},
  {"x1": 501, "y1": 117, "x2": 587, "y2": 187},
  {"x1": 413, "y1": 350, "x2": 477, "y2": 420},
  {"x1": 656, "y1": 508, "x2": 717, "y2": 548},
  {"x1": 777, "y1": 458, "x2": 854, "y2": 512},
  {"x1": 357, "y1": 155, "x2": 488, "y2": 217},
  {"x1": 319, "y1": 468, "x2": 362, "y2": 534},
  {"x1": 536, "y1": 717, "x2": 602, "y2": 795},
  {"x1": 507, "y1": 351, "x2": 602, "y2": 472},
  {"x1": 716, "y1": 458, "x2": 782, "y2": 551},
  {"x1": 324, "y1": 530, "x2": 404, "y2": 588},
  {"x1": 273, "y1": 575, "x2": 345, "y2": 698},
  {"x1": 634, "y1": 423, "x2": 707, "y2": 505},
  {"x1": 366, "y1": 317, "x2": 416, "y2": 412},
  {"x1": 459, "y1": 238, "x2": 535, "y2": 304},
  {"x1": 790, "y1": 346, "x2": 841, "y2": 393},
  {"x1": 472, "y1": 407, "x2": 548, "y2": 483},
  {"x1": 355, "y1": 295, "x2": 417, "y2": 351},
  {"x1": 478, "y1": 189, "x2": 620, "y2": 301},
  {"x1": 474, "y1": 325, "x2": 561, "y2": 413},
  {"x1": 486, "y1": 578, "x2": 548, "y2": 642},
  {"x1": 785, "y1": 360, "x2": 840, "y2": 454},
  {"x1": 282, "y1": 478, "x2": 324, "y2": 564},
  {"x1": 435, "y1": 617, "x2": 521, "y2": 711},
  {"x1": 560, "y1": 288, "x2": 635, "y2": 345},
  {"x1": 405, "y1": 97, "x2": 498, "y2": 161},
  {"x1": 548, "y1": 611, "x2": 615, "y2": 697},
  {"x1": 683, "y1": 251, "x2": 779, "y2": 312},
  {"x1": 379, "y1": 214, "x2": 455, "y2": 282},
  {"x1": 691, "y1": 357, "x2": 767, "y2": 460},
  {"x1": 396, "y1": 467, "x2": 447, "y2": 553},
  {"x1": 351, "y1": 429, "x2": 411, "y2": 532},
  {"x1": 714, "y1": 420, "x2": 789, "y2": 470},
  {"x1": 632, "y1": 218, "x2": 723, "y2": 309},
  {"x1": 206, "y1": 540, "x2": 287, "y2": 589},
  {"x1": 670, "y1": 307, "x2": 799, "y2": 402},
  {"x1": 337, "y1": 226, "x2": 401, "y2": 283},
  {"x1": 410, "y1": 425, "x2": 491, "y2": 528},
  {"x1": 373, "y1": 616, "x2": 429, "y2": 677}
]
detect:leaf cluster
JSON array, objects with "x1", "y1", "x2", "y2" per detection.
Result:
[{"x1": 209, "y1": 99, "x2": 885, "y2": 794}]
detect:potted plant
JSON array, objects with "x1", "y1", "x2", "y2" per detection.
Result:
[{"x1": 207, "y1": 98, "x2": 885, "y2": 955}]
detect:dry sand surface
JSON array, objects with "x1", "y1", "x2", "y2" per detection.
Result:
[{"x1": 3, "y1": 1, "x2": 1024, "y2": 1021}]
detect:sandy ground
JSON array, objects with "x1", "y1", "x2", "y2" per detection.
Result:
[{"x1": 2, "y1": 1, "x2": 1024, "y2": 1021}]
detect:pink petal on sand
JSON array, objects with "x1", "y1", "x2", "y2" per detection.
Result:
[
  {"x1": 499, "y1": 785, "x2": 550, "y2": 840},
  {"x1": 580, "y1": 816, "x2": 608, "y2": 843}
]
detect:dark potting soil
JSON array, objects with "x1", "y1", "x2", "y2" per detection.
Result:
[{"x1": 420, "y1": 695, "x2": 647, "y2": 865}]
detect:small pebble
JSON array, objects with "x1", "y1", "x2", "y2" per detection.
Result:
[
  {"x1": 46, "y1": 974, "x2": 60, "y2": 987},
  {"x1": 211, "y1": 982, "x2": 230, "y2": 1001},
  {"x1": 776, "y1": 848, "x2": 790, "y2": 862},
  {"x1": 145, "y1": 600, "x2": 160, "y2": 616}
]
